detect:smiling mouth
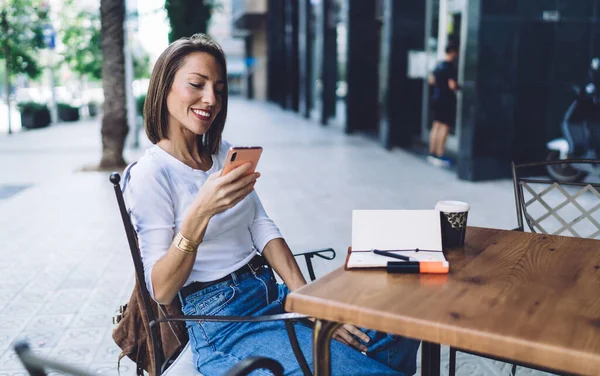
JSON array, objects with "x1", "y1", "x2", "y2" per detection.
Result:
[{"x1": 192, "y1": 109, "x2": 211, "y2": 120}]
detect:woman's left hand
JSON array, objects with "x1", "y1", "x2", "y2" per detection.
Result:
[{"x1": 332, "y1": 324, "x2": 371, "y2": 352}]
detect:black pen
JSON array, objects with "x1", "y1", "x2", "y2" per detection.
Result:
[{"x1": 373, "y1": 249, "x2": 412, "y2": 261}]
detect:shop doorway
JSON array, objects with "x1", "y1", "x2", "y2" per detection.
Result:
[{"x1": 421, "y1": 0, "x2": 467, "y2": 154}]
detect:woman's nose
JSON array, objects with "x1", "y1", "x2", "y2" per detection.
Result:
[{"x1": 202, "y1": 87, "x2": 216, "y2": 106}]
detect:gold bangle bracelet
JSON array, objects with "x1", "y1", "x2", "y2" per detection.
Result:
[{"x1": 173, "y1": 231, "x2": 198, "y2": 254}]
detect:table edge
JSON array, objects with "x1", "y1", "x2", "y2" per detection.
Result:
[{"x1": 285, "y1": 292, "x2": 600, "y2": 375}]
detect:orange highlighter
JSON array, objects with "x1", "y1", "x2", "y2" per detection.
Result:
[
  {"x1": 373, "y1": 249, "x2": 449, "y2": 274},
  {"x1": 386, "y1": 261, "x2": 449, "y2": 274}
]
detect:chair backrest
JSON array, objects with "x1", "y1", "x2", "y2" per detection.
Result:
[
  {"x1": 512, "y1": 160, "x2": 600, "y2": 239},
  {"x1": 110, "y1": 168, "x2": 166, "y2": 375}
]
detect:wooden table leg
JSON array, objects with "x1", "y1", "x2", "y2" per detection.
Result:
[
  {"x1": 313, "y1": 319, "x2": 342, "y2": 376},
  {"x1": 421, "y1": 341, "x2": 441, "y2": 376}
]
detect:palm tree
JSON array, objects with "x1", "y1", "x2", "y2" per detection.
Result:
[{"x1": 99, "y1": 0, "x2": 127, "y2": 169}]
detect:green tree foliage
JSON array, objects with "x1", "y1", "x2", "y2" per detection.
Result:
[
  {"x1": 133, "y1": 52, "x2": 150, "y2": 79},
  {"x1": 164, "y1": 0, "x2": 219, "y2": 43},
  {"x1": 59, "y1": 0, "x2": 102, "y2": 80},
  {"x1": 0, "y1": 0, "x2": 49, "y2": 79}
]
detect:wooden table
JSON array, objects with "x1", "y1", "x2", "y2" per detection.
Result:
[{"x1": 285, "y1": 227, "x2": 600, "y2": 376}]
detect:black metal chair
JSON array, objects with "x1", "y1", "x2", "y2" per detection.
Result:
[
  {"x1": 512, "y1": 160, "x2": 600, "y2": 239},
  {"x1": 14, "y1": 340, "x2": 284, "y2": 376},
  {"x1": 449, "y1": 159, "x2": 600, "y2": 376},
  {"x1": 110, "y1": 169, "x2": 336, "y2": 376}
]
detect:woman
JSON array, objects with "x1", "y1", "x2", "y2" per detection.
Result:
[{"x1": 125, "y1": 34, "x2": 419, "y2": 375}]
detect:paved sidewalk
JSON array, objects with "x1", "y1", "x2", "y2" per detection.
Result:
[{"x1": 0, "y1": 98, "x2": 546, "y2": 375}]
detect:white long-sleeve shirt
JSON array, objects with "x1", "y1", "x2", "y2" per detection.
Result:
[{"x1": 123, "y1": 141, "x2": 282, "y2": 299}]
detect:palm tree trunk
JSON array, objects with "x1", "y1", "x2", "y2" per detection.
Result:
[{"x1": 99, "y1": 0, "x2": 128, "y2": 169}]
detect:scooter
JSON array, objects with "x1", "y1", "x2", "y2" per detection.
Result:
[{"x1": 546, "y1": 58, "x2": 600, "y2": 182}]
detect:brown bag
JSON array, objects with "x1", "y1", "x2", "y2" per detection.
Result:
[{"x1": 112, "y1": 281, "x2": 188, "y2": 376}]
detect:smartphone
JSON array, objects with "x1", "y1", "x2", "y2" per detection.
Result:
[{"x1": 221, "y1": 146, "x2": 263, "y2": 176}]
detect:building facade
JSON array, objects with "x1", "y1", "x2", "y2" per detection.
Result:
[
  {"x1": 209, "y1": 0, "x2": 245, "y2": 95},
  {"x1": 232, "y1": 0, "x2": 269, "y2": 101},
  {"x1": 234, "y1": 0, "x2": 600, "y2": 181}
]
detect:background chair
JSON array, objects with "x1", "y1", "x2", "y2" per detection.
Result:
[
  {"x1": 449, "y1": 159, "x2": 599, "y2": 376},
  {"x1": 512, "y1": 159, "x2": 600, "y2": 239},
  {"x1": 14, "y1": 341, "x2": 284, "y2": 376},
  {"x1": 110, "y1": 170, "x2": 336, "y2": 376}
]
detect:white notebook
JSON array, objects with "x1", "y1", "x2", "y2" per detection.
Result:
[{"x1": 346, "y1": 210, "x2": 447, "y2": 269}]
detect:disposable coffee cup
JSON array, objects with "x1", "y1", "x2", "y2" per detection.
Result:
[{"x1": 435, "y1": 201, "x2": 470, "y2": 249}]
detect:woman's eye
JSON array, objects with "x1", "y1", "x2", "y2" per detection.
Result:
[{"x1": 190, "y1": 83, "x2": 202, "y2": 88}]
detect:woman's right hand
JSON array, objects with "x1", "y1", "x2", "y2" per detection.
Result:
[
  {"x1": 191, "y1": 162, "x2": 260, "y2": 219},
  {"x1": 151, "y1": 165, "x2": 258, "y2": 304}
]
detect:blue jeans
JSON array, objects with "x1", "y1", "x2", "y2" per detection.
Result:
[{"x1": 180, "y1": 266, "x2": 420, "y2": 375}]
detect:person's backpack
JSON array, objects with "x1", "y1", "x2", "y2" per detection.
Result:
[{"x1": 112, "y1": 281, "x2": 188, "y2": 376}]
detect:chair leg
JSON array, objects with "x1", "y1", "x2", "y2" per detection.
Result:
[
  {"x1": 284, "y1": 320, "x2": 312, "y2": 376},
  {"x1": 304, "y1": 255, "x2": 317, "y2": 281},
  {"x1": 449, "y1": 347, "x2": 457, "y2": 376},
  {"x1": 511, "y1": 363, "x2": 517, "y2": 376}
]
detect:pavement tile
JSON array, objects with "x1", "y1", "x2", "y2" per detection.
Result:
[
  {"x1": 89, "y1": 358, "x2": 137, "y2": 376},
  {"x1": 0, "y1": 301, "x2": 42, "y2": 317},
  {"x1": 0, "y1": 293, "x2": 17, "y2": 314},
  {"x1": 9, "y1": 290, "x2": 49, "y2": 304},
  {"x1": 58, "y1": 278, "x2": 98, "y2": 290},
  {"x1": 0, "y1": 347, "x2": 52, "y2": 374},
  {"x1": 55, "y1": 327, "x2": 105, "y2": 348},
  {"x1": 47, "y1": 289, "x2": 90, "y2": 303},
  {"x1": 0, "y1": 283, "x2": 24, "y2": 294},
  {"x1": 0, "y1": 316, "x2": 31, "y2": 333},
  {"x1": 49, "y1": 344, "x2": 97, "y2": 365},
  {"x1": 79, "y1": 299, "x2": 119, "y2": 315},
  {"x1": 25, "y1": 314, "x2": 74, "y2": 331},
  {"x1": 38, "y1": 300, "x2": 84, "y2": 315},
  {"x1": 13, "y1": 329, "x2": 64, "y2": 349},
  {"x1": 92, "y1": 341, "x2": 123, "y2": 364},
  {"x1": 70, "y1": 312, "x2": 113, "y2": 329},
  {"x1": 0, "y1": 370, "x2": 30, "y2": 376},
  {"x1": 0, "y1": 331, "x2": 18, "y2": 353}
]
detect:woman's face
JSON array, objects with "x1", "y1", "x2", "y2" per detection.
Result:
[{"x1": 166, "y1": 52, "x2": 225, "y2": 137}]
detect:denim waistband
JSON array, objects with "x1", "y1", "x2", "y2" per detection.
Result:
[{"x1": 179, "y1": 255, "x2": 268, "y2": 301}]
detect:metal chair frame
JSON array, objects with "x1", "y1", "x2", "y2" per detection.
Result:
[
  {"x1": 110, "y1": 171, "x2": 336, "y2": 376},
  {"x1": 512, "y1": 160, "x2": 600, "y2": 238}
]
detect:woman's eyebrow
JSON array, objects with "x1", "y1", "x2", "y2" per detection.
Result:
[{"x1": 189, "y1": 72, "x2": 225, "y2": 84}]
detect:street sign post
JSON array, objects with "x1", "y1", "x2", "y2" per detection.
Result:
[
  {"x1": 42, "y1": 23, "x2": 58, "y2": 124},
  {"x1": 42, "y1": 24, "x2": 56, "y2": 50}
]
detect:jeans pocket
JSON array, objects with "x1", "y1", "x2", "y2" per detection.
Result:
[
  {"x1": 195, "y1": 284, "x2": 236, "y2": 316},
  {"x1": 186, "y1": 284, "x2": 237, "y2": 346}
]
